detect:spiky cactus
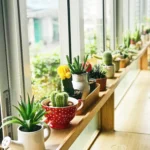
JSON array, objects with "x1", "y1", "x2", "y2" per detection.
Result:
[
  {"x1": 50, "y1": 91, "x2": 58, "y2": 107},
  {"x1": 103, "y1": 51, "x2": 113, "y2": 66},
  {"x1": 50, "y1": 91, "x2": 69, "y2": 107}
]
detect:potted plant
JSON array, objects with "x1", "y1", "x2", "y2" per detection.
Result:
[
  {"x1": 57, "y1": 65, "x2": 74, "y2": 96},
  {"x1": 66, "y1": 55, "x2": 92, "y2": 99},
  {"x1": 41, "y1": 91, "x2": 83, "y2": 129},
  {"x1": 112, "y1": 51, "x2": 121, "y2": 72},
  {"x1": 103, "y1": 51, "x2": 114, "y2": 78},
  {"x1": 89, "y1": 64, "x2": 107, "y2": 91},
  {"x1": 1, "y1": 95, "x2": 50, "y2": 150}
]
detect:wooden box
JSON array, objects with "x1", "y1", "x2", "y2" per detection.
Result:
[{"x1": 76, "y1": 83, "x2": 100, "y2": 115}]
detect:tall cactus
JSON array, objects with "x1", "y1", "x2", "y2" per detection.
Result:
[
  {"x1": 103, "y1": 51, "x2": 113, "y2": 66},
  {"x1": 50, "y1": 91, "x2": 69, "y2": 107}
]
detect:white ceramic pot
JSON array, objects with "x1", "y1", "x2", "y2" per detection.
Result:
[
  {"x1": 149, "y1": 33, "x2": 150, "y2": 41},
  {"x1": 146, "y1": 34, "x2": 149, "y2": 41},
  {"x1": 72, "y1": 73, "x2": 89, "y2": 91},
  {"x1": 105, "y1": 65, "x2": 114, "y2": 78},
  {"x1": 2, "y1": 124, "x2": 51, "y2": 150},
  {"x1": 141, "y1": 35, "x2": 146, "y2": 44},
  {"x1": 72, "y1": 73, "x2": 90, "y2": 98}
]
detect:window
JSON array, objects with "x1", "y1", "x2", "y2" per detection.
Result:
[
  {"x1": 26, "y1": 0, "x2": 61, "y2": 101},
  {"x1": 83, "y1": 0, "x2": 103, "y2": 56},
  {"x1": 105, "y1": 0, "x2": 116, "y2": 50}
]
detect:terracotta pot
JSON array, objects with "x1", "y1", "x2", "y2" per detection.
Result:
[
  {"x1": 120, "y1": 59, "x2": 126, "y2": 68},
  {"x1": 41, "y1": 97, "x2": 83, "y2": 129},
  {"x1": 96, "y1": 78, "x2": 107, "y2": 91},
  {"x1": 130, "y1": 39, "x2": 135, "y2": 45}
]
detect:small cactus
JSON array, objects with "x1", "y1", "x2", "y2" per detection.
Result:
[
  {"x1": 50, "y1": 91, "x2": 58, "y2": 107},
  {"x1": 50, "y1": 91, "x2": 69, "y2": 107},
  {"x1": 103, "y1": 51, "x2": 113, "y2": 66},
  {"x1": 62, "y1": 92, "x2": 69, "y2": 106}
]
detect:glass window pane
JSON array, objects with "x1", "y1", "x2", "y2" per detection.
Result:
[
  {"x1": 105, "y1": 0, "x2": 113, "y2": 50},
  {"x1": 26, "y1": 0, "x2": 61, "y2": 101},
  {"x1": 83, "y1": 0, "x2": 103, "y2": 56}
]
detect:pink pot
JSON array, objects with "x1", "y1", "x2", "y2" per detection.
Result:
[{"x1": 41, "y1": 97, "x2": 83, "y2": 129}]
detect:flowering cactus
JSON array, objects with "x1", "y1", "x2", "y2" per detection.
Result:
[{"x1": 57, "y1": 65, "x2": 71, "y2": 80}]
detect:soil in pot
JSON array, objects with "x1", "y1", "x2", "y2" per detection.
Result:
[
  {"x1": 19, "y1": 125, "x2": 41, "y2": 132},
  {"x1": 47, "y1": 101, "x2": 74, "y2": 107},
  {"x1": 96, "y1": 78, "x2": 107, "y2": 91}
]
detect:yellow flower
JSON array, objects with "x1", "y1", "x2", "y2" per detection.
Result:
[
  {"x1": 65, "y1": 72, "x2": 71, "y2": 79},
  {"x1": 57, "y1": 65, "x2": 71, "y2": 80},
  {"x1": 60, "y1": 74, "x2": 66, "y2": 80}
]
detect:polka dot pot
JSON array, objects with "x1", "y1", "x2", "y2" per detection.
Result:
[{"x1": 41, "y1": 97, "x2": 83, "y2": 129}]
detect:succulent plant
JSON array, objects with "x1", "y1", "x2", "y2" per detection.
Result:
[
  {"x1": 89, "y1": 64, "x2": 106, "y2": 79},
  {"x1": 66, "y1": 55, "x2": 91, "y2": 74},
  {"x1": 1, "y1": 95, "x2": 46, "y2": 132},
  {"x1": 124, "y1": 32, "x2": 130, "y2": 48},
  {"x1": 103, "y1": 51, "x2": 113, "y2": 66},
  {"x1": 50, "y1": 91, "x2": 69, "y2": 107}
]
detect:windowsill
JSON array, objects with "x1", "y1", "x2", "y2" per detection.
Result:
[{"x1": 44, "y1": 42, "x2": 150, "y2": 150}]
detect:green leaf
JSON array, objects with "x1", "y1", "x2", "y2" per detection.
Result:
[
  {"x1": 1, "y1": 118, "x2": 24, "y2": 129},
  {"x1": 13, "y1": 105, "x2": 27, "y2": 120}
]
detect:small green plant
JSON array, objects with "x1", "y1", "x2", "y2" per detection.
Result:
[
  {"x1": 89, "y1": 64, "x2": 106, "y2": 79},
  {"x1": 50, "y1": 91, "x2": 69, "y2": 107},
  {"x1": 66, "y1": 55, "x2": 90, "y2": 74},
  {"x1": 103, "y1": 51, "x2": 113, "y2": 66},
  {"x1": 1, "y1": 95, "x2": 45, "y2": 132},
  {"x1": 124, "y1": 31, "x2": 130, "y2": 48}
]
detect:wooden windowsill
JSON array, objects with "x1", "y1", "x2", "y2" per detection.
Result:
[{"x1": 45, "y1": 42, "x2": 150, "y2": 150}]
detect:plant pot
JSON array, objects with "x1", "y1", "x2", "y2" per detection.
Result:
[
  {"x1": 105, "y1": 65, "x2": 114, "y2": 78},
  {"x1": 120, "y1": 59, "x2": 126, "y2": 68},
  {"x1": 41, "y1": 97, "x2": 83, "y2": 129},
  {"x1": 2, "y1": 125, "x2": 51, "y2": 150},
  {"x1": 146, "y1": 34, "x2": 149, "y2": 41},
  {"x1": 149, "y1": 33, "x2": 150, "y2": 41},
  {"x1": 141, "y1": 34, "x2": 146, "y2": 44},
  {"x1": 72, "y1": 73, "x2": 90, "y2": 99},
  {"x1": 125, "y1": 57, "x2": 130, "y2": 66},
  {"x1": 96, "y1": 78, "x2": 107, "y2": 91},
  {"x1": 113, "y1": 60, "x2": 120, "y2": 72}
]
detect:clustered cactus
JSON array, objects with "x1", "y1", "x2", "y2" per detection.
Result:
[
  {"x1": 103, "y1": 51, "x2": 113, "y2": 66},
  {"x1": 50, "y1": 91, "x2": 69, "y2": 107}
]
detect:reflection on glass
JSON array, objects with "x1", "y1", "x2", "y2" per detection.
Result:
[
  {"x1": 26, "y1": 0, "x2": 61, "y2": 101},
  {"x1": 83, "y1": 0, "x2": 103, "y2": 56}
]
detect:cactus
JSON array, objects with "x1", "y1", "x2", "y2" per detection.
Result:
[
  {"x1": 103, "y1": 51, "x2": 113, "y2": 66},
  {"x1": 62, "y1": 92, "x2": 69, "y2": 106},
  {"x1": 50, "y1": 91, "x2": 58, "y2": 107},
  {"x1": 50, "y1": 91, "x2": 69, "y2": 107}
]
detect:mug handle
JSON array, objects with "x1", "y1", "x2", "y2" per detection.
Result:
[
  {"x1": 77, "y1": 99, "x2": 84, "y2": 111},
  {"x1": 43, "y1": 124, "x2": 51, "y2": 142}
]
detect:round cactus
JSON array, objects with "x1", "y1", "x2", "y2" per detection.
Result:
[
  {"x1": 103, "y1": 51, "x2": 113, "y2": 66},
  {"x1": 50, "y1": 91, "x2": 69, "y2": 107},
  {"x1": 55, "y1": 93, "x2": 64, "y2": 107}
]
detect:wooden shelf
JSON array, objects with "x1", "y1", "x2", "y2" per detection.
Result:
[{"x1": 45, "y1": 43, "x2": 150, "y2": 150}]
